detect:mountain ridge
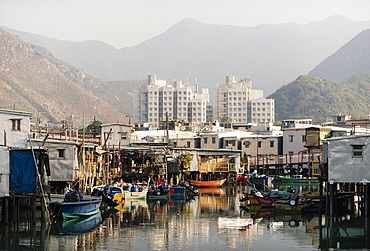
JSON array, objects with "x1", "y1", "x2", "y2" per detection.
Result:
[
  {"x1": 4, "y1": 15, "x2": 370, "y2": 95},
  {"x1": 0, "y1": 28, "x2": 130, "y2": 124}
]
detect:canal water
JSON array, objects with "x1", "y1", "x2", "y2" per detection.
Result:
[{"x1": 0, "y1": 183, "x2": 369, "y2": 250}]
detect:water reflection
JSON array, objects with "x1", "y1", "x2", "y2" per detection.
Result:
[
  {"x1": 1, "y1": 184, "x2": 369, "y2": 250},
  {"x1": 51, "y1": 213, "x2": 102, "y2": 235}
]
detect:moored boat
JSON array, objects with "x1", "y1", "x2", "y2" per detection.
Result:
[
  {"x1": 147, "y1": 184, "x2": 187, "y2": 200},
  {"x1": 278, "y1": 176, "x2": 319, "y2": 184},
  {"x1": 122, "y1": 184, "x2": 148, "y2": 200},
  {"x1": 91, "y1": 185, "x2": 125, "y2": 206},
  {"x1": 187, "y1": 178, "x2": 226, "y2": 187},
  {"x1": 251, "y1": 194, "x2": 279, "y2": 206},
  {"x1": 49, "y1": 191, "x2": 101, "y2": 219}
]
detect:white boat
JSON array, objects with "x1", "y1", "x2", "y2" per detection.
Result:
[{"x1": 122, "y1": 184, "x2": 148, "y2": 200}]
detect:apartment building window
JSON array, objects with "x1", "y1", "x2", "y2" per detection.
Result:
[
  {"x1": 258, "y1": 141, "x2": 262, "y2": 148},
  {"x1": 212, "y1": 137, "x2": 216, "y2": 144},
  {"x1": 352, "y1": 145, "x2": 364, "y2": 158},
  {"x1": 270, "y1": 141, "x2": 274, "y2": 147},
  {"x1": 187, "y1": 142, "x2": 191, "y2": 148},
  {"x1": 289, "y1": 135, "x2": 294, "y2": 142},
  {"x1": 302, "y1": 135, "x2": 306, "y2": 142},
  {"x1": 11, "y1": 119, "x2": 21, "y2": 131},
  {"x1": 204, "y1": 138, "x2": 208, "y2": 144}
]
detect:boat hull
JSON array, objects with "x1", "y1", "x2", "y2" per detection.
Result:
[
  {"x1": 251, "y1": 194, "x2": 279, "y2": 206},
  {"x1": 278, "y1": 176, "x2": 319, "y2": 184},
  {"x1": 187, "y1": 178, "x2": 226, "y2": 187},
  {"x1": 123, "y1": 187, "x2": 148, "y2": 200},
  {"x1": 147, "y1": 185, "x2": 186, "y2": 200},
  {"x1": 51, "y1": 200, "x2": 102, "y2": 219}
]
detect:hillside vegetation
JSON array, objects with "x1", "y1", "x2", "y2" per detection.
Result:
[{"x1": 269, "y1": 75, "x2": 370, "y2": 121}]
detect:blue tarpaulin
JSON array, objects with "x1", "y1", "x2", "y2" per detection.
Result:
[{"x1": 10, "y1": 150, "x2": 36, "y2": 194}]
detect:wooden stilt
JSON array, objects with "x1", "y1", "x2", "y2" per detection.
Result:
[
  {"x1": 365, "y1": 183, "x2": 369, "y2": 217},
  {"x1": 4, "y1": 197, "x2": 9, "y2": 224},
  {"x1": 32, "y1": 194, "x2": 36, "y2": 225},
  {"x1": 329, "y1": 183, "x2": 334, "y2": 216}
]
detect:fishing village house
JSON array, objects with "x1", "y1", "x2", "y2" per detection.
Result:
[
  {"x1": 101, "y1": 123, "x2": 132, "y2": 149},
  {"x1": 0, "y1": 109, "x2": 51, "y2": 223},
  {"x1": 29, "y1": 138, "x2": 97, "y2": 194},
  {"x1": 0, "y1": 109, "x2": 33, "y2": 197},
  {"x1": 281, "y1": 119, "x2": 314, "y2": 155},
  {"x1": 323, "y1": 134, "x2": 370, "y2": 216}
]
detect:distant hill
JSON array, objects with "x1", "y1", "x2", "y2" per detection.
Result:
[
  {"x1": 309, "y1": 29, "x2": 370, "y2": 82},
  {"x1": 268, "y1": 75, "x2": 370, "y2": 121},
  {"x1": 0, "y1": 28, "x2": 131, "y2": 124},
  {"x1": 3, "y1": 15, "x2": 370, "y2": 95}
]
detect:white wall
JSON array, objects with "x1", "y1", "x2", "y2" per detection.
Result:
[
  {"x1": 0, "y1": 147, "x2": 10, "y2": 197},
  {"x1": 326, "y1": 135, "x2": 370, "y2": 183},
  {"x1": 0, "y1": 110, "x2": 32, "y2": 148},
  {"x1": 282, "y1": 128, "x2": 307, "y2": 154}
]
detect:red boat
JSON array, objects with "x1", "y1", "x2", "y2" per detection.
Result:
[
  {"x1": 187, "y1": 178, "x2": 227, "y2": 187},
  {"x1": 252, "y1": 194, "x2": 279, "y2": 206}
]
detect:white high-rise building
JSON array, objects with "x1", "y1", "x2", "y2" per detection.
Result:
[
  {"x1": 138, "y1": 74, "x2": 209, "y2": 126},
  {"x1": 213, "y1": 75, "x2": 274, "y2": 124}
]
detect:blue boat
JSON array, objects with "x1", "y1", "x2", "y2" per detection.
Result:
[
  {"x1": 49, "y1": 191, "x2": 101, "y2": 219},
  {"x1": 91, "y1": 185, "x2": 125, "y2": 206},
  {"x1": 147, "y1": 184, "x2": 187, "y2": 200}
]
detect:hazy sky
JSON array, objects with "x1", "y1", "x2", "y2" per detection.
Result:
[{"x1": 1, "y1": 0, "x2": 370, "y2": 48}]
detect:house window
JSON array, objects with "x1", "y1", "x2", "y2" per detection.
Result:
[
  {"x1": 270, "y1": 141, "x2": 274, "y2": 147},
  {"x1": 289, "y1": 135, "x2": 294, "y2": 142},
  {"x1": 243, "y1": 141, "x2": 250, "y2": 148},
  {"x1": 57, "y1": 149, "x2": 65, "y2": 158},
  {"x1": 11, "y1": 119, "x2": 21, "y2": 131},
  {"x1": 121, "y1": 132, "x2": 127, "y2": 140},
  {"x1": 352, "y1": 145, "x2": 364, "y2": 158},
  {"x1": 302, "y1": 135, "x2": 306, "y2": 142}
]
